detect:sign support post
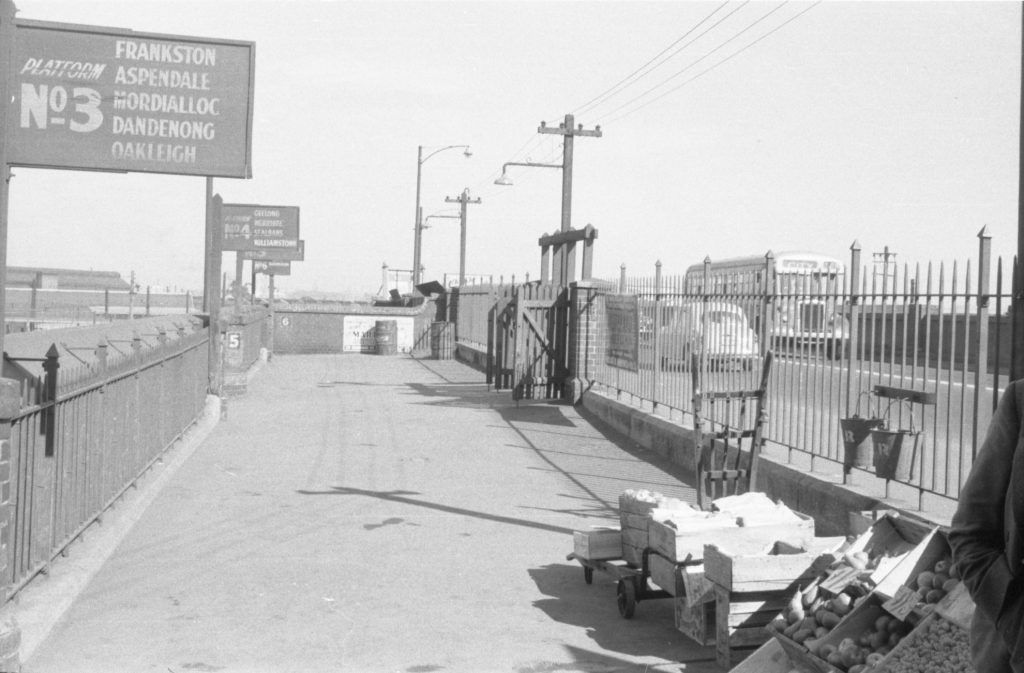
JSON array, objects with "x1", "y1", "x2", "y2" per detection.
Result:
[
  {"x1": 0, "y1": 0, "x2": 15, "y2": 359},
  {"x1": 204, "y1": 186, "x2": 223, "y2": 395}
]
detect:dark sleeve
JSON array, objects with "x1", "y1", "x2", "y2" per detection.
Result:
[{"x1": 949, "y1": 380, "x2": 1022, "y2": 640}]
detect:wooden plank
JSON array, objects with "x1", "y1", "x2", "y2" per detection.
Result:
[
  {"x1": 704, "y1": 537, "x2": 845, "y2": 592},
  {"x1": 620, "y1": 527, "x2": 648, "y2": 549},
  {"x1": 648, "y1": 551, "x2": 683, "y2": 596},
  {"x1": 649, "y1": 512, "x2": 816, "y2": 563},
  {"x1": 572, "y1": 528, "x2": 621, "y2": 561},
  {"x1": 729, "y1": 639, "x2": 796, "y2": 673},
  {"x1": 675, "y1": 596, "x2": 716, "y2": 646},
  {"x1": 619, "y1": 512, "x2": 650, "y2": 530}
]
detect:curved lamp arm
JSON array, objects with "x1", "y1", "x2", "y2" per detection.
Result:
[
  {"x1": 494, "y1": 161, "x2": 561, "y2": 185},
  {"x1": 422, "y1": 144, "x2": 472, "y2": 164}
]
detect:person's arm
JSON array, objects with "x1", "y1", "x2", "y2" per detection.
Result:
[{"x1": 949, "y1": 381, "x2": 1022, "y2": 646}]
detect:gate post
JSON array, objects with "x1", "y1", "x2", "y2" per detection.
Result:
[
  {"x1": 0, "y1": 377, "x2": 22, "y2": 672},
  {"x1": 567, "y1": 280, "x2": 603, "y2": 403}
]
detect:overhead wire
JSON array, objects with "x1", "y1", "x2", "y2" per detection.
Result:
[
  {"x1": 593, "y1": 1, "x2": 791, "y2": 126},
  {"x1": 572, "y1": 0, "x2": 735, "y2": 119},
  {"x1": 599, "y1": 1, "x2": 822, "y2": 126}
]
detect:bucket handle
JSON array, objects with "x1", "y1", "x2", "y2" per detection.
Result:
[
  {"x1": 878, "y1": 399, "x2": 917, "y2": 434},
  {"x1": 851, "y1": 391, "x2": 879, "y2": 419}
]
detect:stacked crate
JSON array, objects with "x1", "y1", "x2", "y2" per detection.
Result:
[
  {"x1": 617, "y1": 490, "x2": 664, "y2": 567},
  {"x1": 703, "y1": 537, "x2": 845, "y2": 669}
]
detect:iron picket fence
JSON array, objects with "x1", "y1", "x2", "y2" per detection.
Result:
[
  {"x1": 5, "y1": 326, "x2": 209, "y2": 599},
  {"x1": 590, "y1": 234, "x2": 1015, "y2": 509}
]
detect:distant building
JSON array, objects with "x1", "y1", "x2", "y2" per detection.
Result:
[{"x1": 4, "y1": 266, "x2": 197, "y2": 332}]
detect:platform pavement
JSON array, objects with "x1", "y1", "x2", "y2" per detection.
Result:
[{"x1": 15, "y1": 354, "x2": 732, "y2": 673}]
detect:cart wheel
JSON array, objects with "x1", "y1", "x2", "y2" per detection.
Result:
[
  {"x1": 616, "y1": 579, "x2": 637, "y2": 619},
  {"x1": 583, "y1": 566, "x2": 593, "y2": 584}
]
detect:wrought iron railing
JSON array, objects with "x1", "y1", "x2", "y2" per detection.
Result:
[{"x1": 588, "y1": 233, "x2": 1014, "y2": 508}]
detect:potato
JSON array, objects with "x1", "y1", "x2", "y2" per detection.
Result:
[{"x1": 792, "y1": 628, "x2": 814, "y2": 644}]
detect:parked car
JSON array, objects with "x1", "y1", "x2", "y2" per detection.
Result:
[{"x1": 657, "y1": 301, "x2": 761, "y2": 370}]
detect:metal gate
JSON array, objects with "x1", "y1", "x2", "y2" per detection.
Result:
[{"x1": 489, "y1": 283, "x2": 570, "y2": 400}]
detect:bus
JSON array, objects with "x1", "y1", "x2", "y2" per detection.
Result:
[{"x1": 683, "y1": 251, "x2": 849, "y2": 358}]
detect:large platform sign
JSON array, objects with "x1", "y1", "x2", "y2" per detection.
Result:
[
  {"x1": 241, "y1": 239, "x2": 304, "y2": 262},
  {"x1": 7, "y1": 20, "x2": 255, "y2": 177},
  {"x1": 221, "y1": 203, "x2": 299, "y2": 251}
]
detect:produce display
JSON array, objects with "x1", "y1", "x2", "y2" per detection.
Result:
[
  {"x1": 768, "y1": 541, "x2": 968, "y2": 672},
  {"x1": 872, "y1": 615, "x2": 974, "y2": 673},
  {"x1": 910, "y1": 557, "x2": 960, "y2": 607}
]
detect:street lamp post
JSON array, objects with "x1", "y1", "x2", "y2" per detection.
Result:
[
  {"x1": 493, "y1": 113, "x2": 600, "y2": 286},
  {"x1": 420, "y1": 213, "x2": 461, "y2": 280},
  {"x1": 414, "y1": 144, "x2": 471, "y2": 287}
]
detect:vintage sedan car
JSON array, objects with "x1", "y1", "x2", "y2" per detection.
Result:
[{"x1": 657, "y1": 301, "x2": 761, "y2": 370}]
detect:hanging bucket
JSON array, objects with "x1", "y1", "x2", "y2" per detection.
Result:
[
  {"x1": 841, "y1": 415, "x2": 883, "y2": 470},
  {"x1": 870, "y1": 400, "x2": 920, "y2": 481},
  {"x1": 871, "y1": 429, "x2": 920, "y2": 481}
]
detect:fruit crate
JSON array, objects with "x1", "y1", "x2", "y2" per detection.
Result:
[
  {"x1": 648, "y1": 510, "x2": 816, "y2": 563},
  {"x1": 713, "y1": 582, "x2": 795, "y2": 669},
  {"x1": 872, "y1": 584, "x2": 976, "y2": 673},
  {"x1": 704, "y1": 537, "x2": 847, "y2": 593},
  {"x1": 871, "y1": 528, "x2": 952, "y2": 604},
  {"x1": 727, "y1": 638, "x2": 799, "y2": 673},
  {"x1": 842, "y1": 513, "x2": 935, "y2": 587}
]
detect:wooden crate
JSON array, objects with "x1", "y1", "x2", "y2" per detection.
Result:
[
  {"x1": 674, "y1": 595, "x2": 717, "y2": 646},
  {"x1": 728, "y1": 638, "x2": 797, "y2": 673},
  {"x1": 648, "y1": 551, "x2": 684, "y2": 596},
  {"x1": 872, "y1": 527, "x2": 948, "y2": 599},
  {"x1": 649, "y1": 511, "x2": 816, "y2": 563},
  {"x1": 843, "y1": 513, "x2": 935, "y2": 586},
  {"x1": 713, "y1": 583, "x2": 793, "y2": 669},
  {"x1": 572, "y1": 527, "x2": 622, "y2": 561},
  {"x1": 704, "y1": 536, "x2": 846, "y2": 593}
]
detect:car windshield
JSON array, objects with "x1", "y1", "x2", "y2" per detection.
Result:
[{"x1": 707, "y1": 310, "x2": 742, "y2": 325}]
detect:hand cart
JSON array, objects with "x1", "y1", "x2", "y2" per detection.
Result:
[{"x1": 566, "y1": 547, "x2": 682, "y2": 619}]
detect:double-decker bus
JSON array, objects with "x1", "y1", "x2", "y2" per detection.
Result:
[{"x1": 683, "y1": 251, "x2": 849, "y2": 358}]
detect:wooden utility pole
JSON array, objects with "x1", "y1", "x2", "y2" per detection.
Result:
[
  {"x1": 1015, "y1": 2, "x2": 1024, "y2": 381},
  {"x1": 445, "y1": 188, "x2": 481, "y2": 287},
  {"x1": 538, "y1": 113, "x2": 601, "y2": 285},
  {"x1": 0, "y1": 0, "x2": 15, "y2": 356}
]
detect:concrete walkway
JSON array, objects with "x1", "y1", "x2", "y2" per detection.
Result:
[{"x1": 17, "y1": 354, "x2": 724, "y2": 673}]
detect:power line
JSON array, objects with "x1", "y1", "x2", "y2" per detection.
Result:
[
  {"x1": 572, "y1": 0, "x2": 734, "y2": 118},
  {"x1": 602, "y1": 0, "x2": 822, "y2": 126},
  {"x1": 595, "y1": 1, "x2": 791, "y2": 125}
]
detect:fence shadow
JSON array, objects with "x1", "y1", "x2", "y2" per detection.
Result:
[{"x1": 528, "y1": 563, "x2": 719, "y2": 671}]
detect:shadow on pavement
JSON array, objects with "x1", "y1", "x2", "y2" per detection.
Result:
[
  {"x1": 528, "y1": 563, "x2": 721, "y2": 672},
  {"x1": 295, "y1": 485, "x2": 575, "y2": 535}
]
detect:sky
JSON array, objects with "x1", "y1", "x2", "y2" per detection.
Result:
[{"x1": 4, "y1": 0, "x2": 1021, "y2": 298}]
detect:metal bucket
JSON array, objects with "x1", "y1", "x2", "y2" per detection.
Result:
[
  {"x1": 871, "y1": 428, "x2": 919, "y2": 481},
  {"x1": 841, "y1": 416, "x2": 883, "y2": 470},
  {"x1": 374, "y1": 320, "x2": 398, "y2": 355}
]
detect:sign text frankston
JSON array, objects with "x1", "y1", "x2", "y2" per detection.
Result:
[{"x1": 8, "y1": 21, "x2": 255, "y2": 177}]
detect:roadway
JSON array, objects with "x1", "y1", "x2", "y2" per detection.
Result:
[{"x1": 16, "y1": 354, "x2": 725, "y2": 673}]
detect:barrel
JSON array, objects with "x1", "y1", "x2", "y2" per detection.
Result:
[
  {"x1": 430, "y1": 321, "x2": 453, "y2": 360},
  {"x1": 374, "y1": 320, "x2": 398, "y2": 355}
]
